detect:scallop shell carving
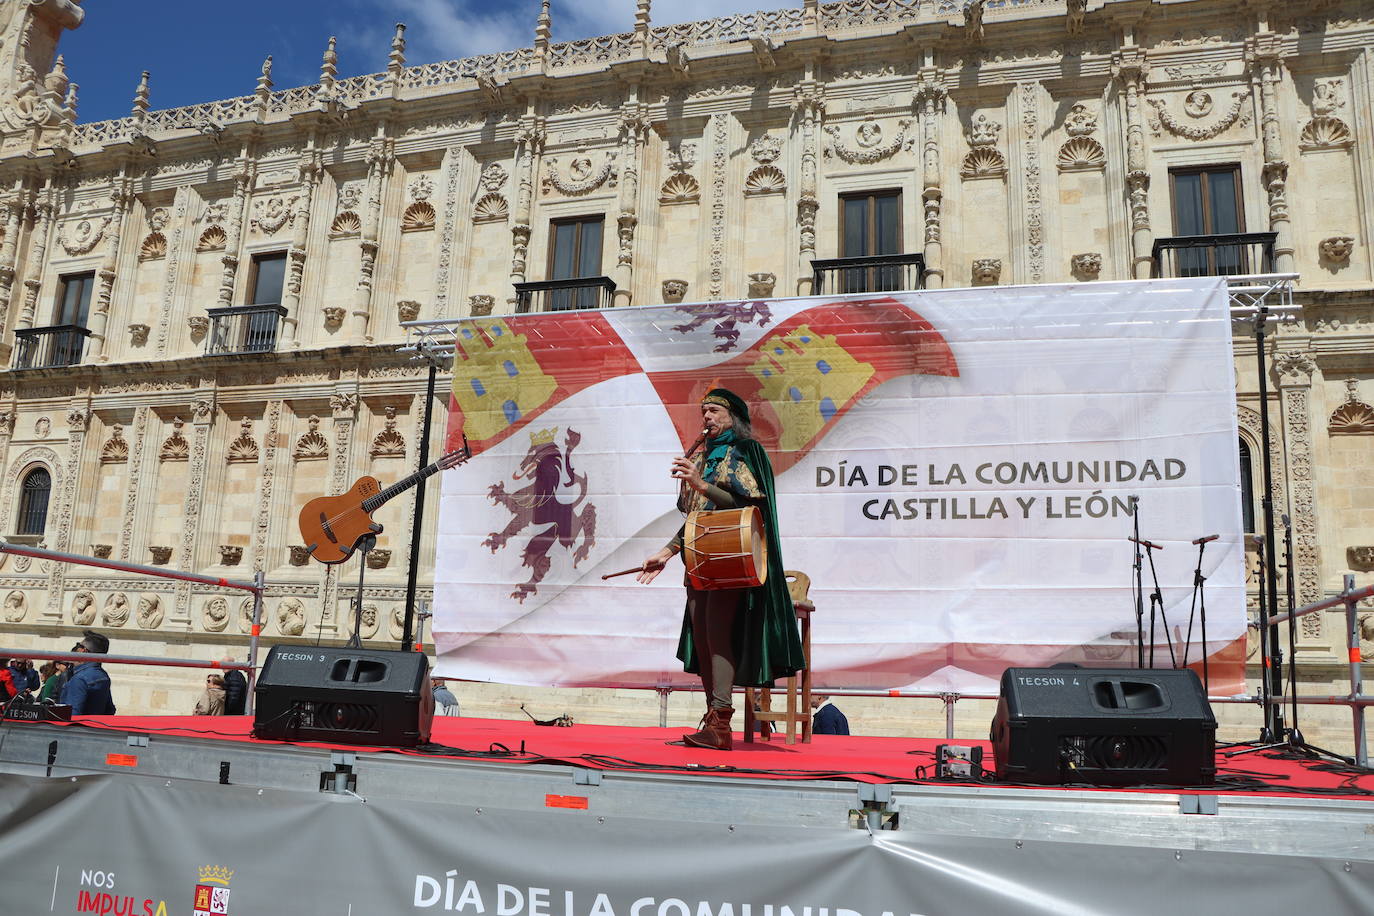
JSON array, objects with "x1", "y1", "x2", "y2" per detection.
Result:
[
  {"x1": 139, "y1": 232, "x2": 167, "y2": 260},
  {"x1": 473, "y1": 193, "x2": 509, "y2": 223},
  {"x1": 744, "y1": 165, "x2": 786, "y2": 196},
  {"x1": 960, "y1": 147, "x2": 1006, "y2": 180},
  {"x1": 401, "y1": 201, "x2": 436, "y2": 231},
  {"x1": 1057, "y1": 136, "x2": 1106, "y2": 172}
]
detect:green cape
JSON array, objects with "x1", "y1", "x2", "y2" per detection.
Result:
[{"x1": 675, "y1": 436, "x2": 806, "y2": 687}]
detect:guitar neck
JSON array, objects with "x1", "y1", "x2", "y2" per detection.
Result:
[{"x1": 361, "y1": 452, "x2": 461, "y2": 514}]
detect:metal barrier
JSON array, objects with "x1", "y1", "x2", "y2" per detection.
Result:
[{"x1": 0, "y1": 539, "x2": 265, "y2": 714}]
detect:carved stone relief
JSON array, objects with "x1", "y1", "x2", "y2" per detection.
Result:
[
  {"x1": 1329, "y1": 380, "x2": 1374, "y2": 435},
  {"x1": 371, "y1": 406, "x2": 406, "y2": 458},
  {"x1": 747, "y1": 273, "x2": 776, "y2": 298},
  {"x1": 660, "y1": 173, "x2": 700, "y2": 204},
  {"x1": 960, "y1": 114, "x2": 1005, "y2": 179},
  {"x1": 129, "y1": 323, "x2": 150, "y2": 345},
  {"x1": 1071, "y1": 252, "x2": 1102, "y2": 280},
  {"x1": 138, "y1": 233, "x2": 167, "y2": 260},
  {"x1": 59, "y1": 210, "x2": 112, "y2": 257},
  {"x1": 100, "y1": 425, "x2": 129, "y2": 463},
  {"x1": 323, "y1": 306, "x2": 346, "y2": 329},
  {"x1": 277, "y1": 597, "x2": 307, "y2": 636},
  {"x1": 148, "y1": 546, "x2": 172, "y2": 565},
  {"x1": 226, "y1": 418, "x2": 259, "y2": 463},
  {"x1": 823, "y1": 118, "x2": 913, "y2": 165},
  {"x1": 473, "y1": 193, "x2": 509, "y2": 223},
  {"x1": 1349, "y1": 546, "x2": 1374, "y2": 572},
  {"x1": 479, "y1": 163, "x2": 508, "y2": 192},
  {"x1": 353, "y1": 603, "x2": 380, "y2": 640},
  {"x1": 136, "y1": 594, "x2": 163, "y2": 629},
  {"x1": 160, "y1": 417, "x2": 190, "y2": 461},
  {"x1": 3, "y1": 590, "x2": 26, "y2": 622},
  {"x1": 662, "y1": 279, "x2": 688, "y2": 303},
  {"x1": 70, "y1": 590, "x2": 96, "y2": 625},
  {"x1": 238, "y1": 597, "x2": 256, "y2": 633},
  {"x1": 1146, "y1": 89, "x2": 1252, "y2": 140},
  {"x1": 251, "y1": 195, "x2": 299, "y2": 235},
  {"x1": 469, "y1": 295, "x2": 495, "y2": 316},
  {"x1": 1057, "y1": 103, "x2": 1106, "y2": 171},
  {"x1": 744, "y1": 165, "x2": 786, "y2": 196},
  {"x1": 219, "y1": 545, "x2": 243, "y2": 565},
  {"x1": 1300, "y1": 79, "x2": 1354, "y2": 152},
  {"x1": 294, "y1": 416, "x2": 329, "y2": 460},
  {"x1": 102, "y1": 591, "x2": 130, "y2": 626},
  {"x1": 402, "y1": 201, "x2": 436, "y2": 231},
  {"x1": 203, "y1": 596, "x2": 229, "y2": 631},
  {"x1": 973, "y1": 258, "x2": 1002, "y2": 285},
  {"x1": 542, "y1": 151, "x2": 617, "y2": 197},
  {"x1": 329, "y1": 211, "x2": 362, "y2": 238},
  {"x1": 397, "y1": 300, "x2": 421, "y2": 322},
  {"x1": 1318, "y1": 236, "x2": 1354, "y2": 265}
]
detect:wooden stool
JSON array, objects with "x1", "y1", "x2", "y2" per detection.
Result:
[{"x1": 743, "y1": 570, "x2": 813, "y2": 745}]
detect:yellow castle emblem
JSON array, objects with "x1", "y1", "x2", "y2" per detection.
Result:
[
  {"x1": 450, "y1": 319, "x2": 557, "y2": 441},
  {"x1": 747, "y1": 324, "x2": 874, "y2": 451}
]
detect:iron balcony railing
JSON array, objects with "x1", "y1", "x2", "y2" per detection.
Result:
[
  {"x1": 811, "y1": 253, "x2": 926, "y2": 295},
  {"x1": 514, "y1": 276, "x2": 616, "y2": 313},
  {"x1": 12, "y1": 324, "x2": 91, "y2": 369},
  {"x1": 1152, "y1": 232, "x2": 1277, "y2": 279},
  {"x1": 205, "y1": 304, "x2": 287, "y2": 356}
]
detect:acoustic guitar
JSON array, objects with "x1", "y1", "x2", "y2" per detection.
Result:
[{"x1": 298, "y1": 441, "x2": 470, "y2": 564}]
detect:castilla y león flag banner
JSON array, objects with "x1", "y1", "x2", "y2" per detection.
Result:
[{"x1": 432, "y1": 279, "x2": 1245, "y2": 694}]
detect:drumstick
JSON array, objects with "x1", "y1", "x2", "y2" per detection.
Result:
[{"x1": 601, "y1": 565, "x2": 647, "y2": 580}]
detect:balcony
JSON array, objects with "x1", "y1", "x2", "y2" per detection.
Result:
[
  {"x1": 811, "y1": 253, "x2": 925, "y2": 296},
  {"x1": 205, "y1": 304, "x2": 287, "y2": 356},
  {"x1": 12, "y1": 325, "x2": 91, "y2": 369},
  {"x1": 514, "y1": 276, "x2": 616, "y2": 313},
  {"x1": 1152, "y1": 232, "x2": 1276, "y2": 279}
]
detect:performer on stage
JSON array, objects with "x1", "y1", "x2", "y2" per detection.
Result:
[{"x1": 637, "y1": 388, "x2": 804, "y2": 750}]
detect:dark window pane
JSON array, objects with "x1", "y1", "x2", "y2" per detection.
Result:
[
  {"x1": 875, "y1": 194, "x2": 900, "y2": 255},
  {"x1": 1173, "y1": 174, "x2": 1204, "y2": 235},
  {"x1": 1207, "y1": 171, "x2": 1240, "y2": 234},
  {"x1": 18, "y1": 468, "x2": 51, "y2": 536},
  {"x1": 842, "y1": 197, "x2": 867, "y2": 257},
  {"x1": 251, "y1": 255, "x2": 287, "y2": 305},
  {"x1": 551, "y1": 222, "x2": 578, "y2": 280},
  {"x1": 577, "y1": 220, "x2": 602, "y2": 278},
  {"x1": 1238, "y1": 437, "x2": 1255, "y2": 535},
  {"x1": 56, "y1": 273, "x2": 94, "y2": 326}
]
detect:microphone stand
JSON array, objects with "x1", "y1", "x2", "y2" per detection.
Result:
[
  {"x1": 1181, "y1": 535, "x2": 1216, "y2": 689},
  {"x1": 1130, "y1": 496, "x2": 1145, "y2": 669},
  {"x1": 1140, "y1": 539, "x2": 1174, "y2": 669},
  {"x1": 1281, "y1": 514, "x2": 1300, "y2": 743}
]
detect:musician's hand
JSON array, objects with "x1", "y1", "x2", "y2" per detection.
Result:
[
  {"x1": 636, "y1": 548, "x2": 675, "y2": 584},
  {"x1": 670, "y1": 456, "x2": 705, "y2": 493}
]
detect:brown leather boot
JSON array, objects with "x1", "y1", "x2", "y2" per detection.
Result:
[{"x1": 683, "y1": 706, "x2": 734, "y2": 750}]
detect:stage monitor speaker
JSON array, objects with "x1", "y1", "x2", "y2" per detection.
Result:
[
  {"x1": 253, "y1": 646, "x2": 433, "y2": 747},
  {"x1": 989, "y1": 667, "x2": 1216, "y2": 786}
]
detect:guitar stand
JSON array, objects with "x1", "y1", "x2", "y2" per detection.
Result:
[{"x1": 345, "y1": 532, "x2": 378, "y2": 649}]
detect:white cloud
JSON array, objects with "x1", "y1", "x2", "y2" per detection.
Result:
[{"x1": 358, "y1": 0, "x2": 780, "y2": 66}]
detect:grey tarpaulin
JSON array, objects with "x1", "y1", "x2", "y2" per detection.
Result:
[{"x1": 0, "y1": 773, "x2": 1367, "y2": 915}]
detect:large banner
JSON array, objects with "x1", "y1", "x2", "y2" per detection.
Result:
[
  {"x1": 4, "y1": 773, "x2": 1364, "y2": 915},
  {"x1": 433, "y1": 279, "x2": 1245, "y2": 692}
]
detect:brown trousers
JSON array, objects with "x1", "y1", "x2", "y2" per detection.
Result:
[{"x1": 686, "y1": 585, "x2": 744, "y2": 709}]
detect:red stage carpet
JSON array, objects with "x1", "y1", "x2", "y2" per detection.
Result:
[{"x1": 46, "y1": 713, "x2": 1374, "y2": 799}]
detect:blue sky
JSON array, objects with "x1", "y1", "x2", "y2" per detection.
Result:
[{"x1": 61, "y1": 0, "x2": 771, "y2": 123}]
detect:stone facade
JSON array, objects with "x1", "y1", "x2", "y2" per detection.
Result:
[{"x1": 0, "y1": 0, "x2": 1371, "y2": 747}]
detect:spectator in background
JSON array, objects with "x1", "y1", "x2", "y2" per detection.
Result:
[
  {"x1": 811, "y1": 695, "x2": 850, "y2": 736},
  {"x1": 431, "y1": 678, "x2": 459, "y2": 716},
  {"x1": 194, "y1": 674, "x2": 226, "y2": 715},
  {"x1": 7, "y1": 658, "x2": 37, "y2": 695},
  {"x1": 39, "y1": 661, "x2": 68, "y2": 702},
  {"x1": 221, "y1": 657, "x2": 247, "y2": 716},
  {"x1": 60, "y1": 630, "x2": 117, "y2": 716},
  {"x1": 0, "y1": 658, "x2": 15, "y2": 703}
]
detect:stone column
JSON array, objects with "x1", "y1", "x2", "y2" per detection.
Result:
[
  {"x1": 350, "y1": 137, "x2": 393, "y2": 343},
  {"x1": 217, "y1": 155, "x2": 254, "y2": 308},
  {"x1": 1249, "y1": 33, "x2": 1293, "y2": 273},
  {"x1": 43, "y1": 404, "x2": 90, "y2": 620},
  {"x1": 250, "y1": 399, "x2": 283, "y2": 573},
  {"x1": 17, "y1": 193, "x2": 55, "y2": 328},
  {"x1": 86, "y1": 177, "x2": 135, "y2": 362},
  {"x1": 510, "y1": 115, "x2": 545, "y2": 293},
  {"x1": 613, "y1": 102, "x2": 650, "y2": 307},
  {"x1": 1112, "y1": 46, "x2": 1153, "y2": 279},
  {"x1": 792, "y1": 80, "x2": 824, "y2": 296},
  {"x1": 1274, "y1": 350, "x2": 1323, "y2": 641},
  {"x1": 281, "y1": 148, "x2": 321, "y2": 348},
  {"x1": 916, "y1": 73, "x2": 947, "y2": 289},
  {"x1": 0, "y1": 196, "x2": 25, "y2": 332},
  {"x1": 172, "y1": 394, "x2": 216, "y2": 628},
  {"x1": 318, "y1": 389, "x2": 359, "y2": 634}
]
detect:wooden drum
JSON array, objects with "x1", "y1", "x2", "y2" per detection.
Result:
[{"x1": 683, "y1": 506, "x2": 768, "y2": 590}]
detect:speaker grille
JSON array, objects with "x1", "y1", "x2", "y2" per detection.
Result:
[
  {"x1": 1063, "y1": 734, "x2": 1169, "y2": 770},
  {"x1": 290, "y1": 700, "x2": 381, "y2": 733}
]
